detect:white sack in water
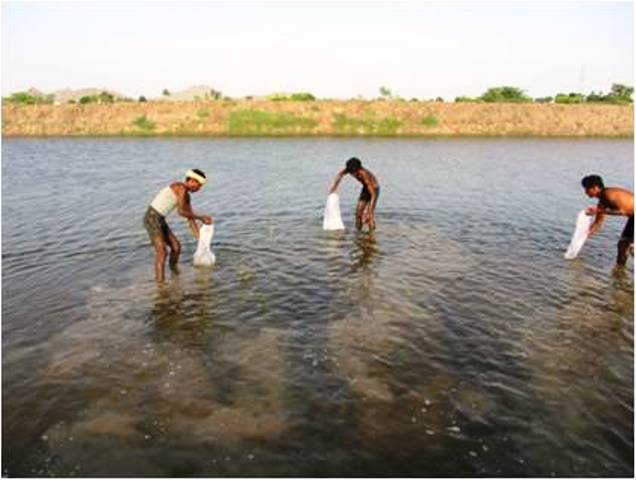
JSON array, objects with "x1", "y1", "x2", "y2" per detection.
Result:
[
  {"x1": 564, "y1": 209, "x2": 592, "y2": 260},
  {"x1": 323, "y1": 193, "x2": 345, "y2": 231},
  {"x1": 193, "y1": 224, "x2": 216, "y2": 266}
]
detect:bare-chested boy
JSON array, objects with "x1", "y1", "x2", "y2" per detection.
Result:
[
  {"x1": 330, "y1": 157, "x2": 380, "y2": 231},
  {"x1": 143, "y1": 169, "x2": 213, "y2": 283},
  {"x1": 582, "y1": 174, "x2": 634, "y2": 266}
]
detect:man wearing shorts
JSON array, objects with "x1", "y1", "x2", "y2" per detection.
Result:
[
  {"x1": 582, "y1": 174, "x2": 634, "y2": 266},
  {"x1": 144, "y1": 169, "x2": 213, "y2": 283},
  {"x1": 330, "y1": 157, "x2": 380, "y2": 231}
]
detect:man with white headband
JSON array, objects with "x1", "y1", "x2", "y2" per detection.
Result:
[{"x1": 143, "y1": 169, "x2": 213, "y2": 283}]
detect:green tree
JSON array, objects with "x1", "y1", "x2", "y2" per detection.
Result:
[
  {"x1": 586, "y1": 91, "x2": 605, "y2": 103},
  {"x1": 138, "y1": 96, "x2": 147, "y2": 102},
  {"x1": 608, "y1": 83, "x2": 633, "y2": 104},
  {"x1": 290, "y1": 92, "x2": 316, "y2": 101},
  {"x1": 555, "y1": 93, "x2": 584, "y2": 104},
  {"x1": 379, "y1": 86, "x2": 393, "y2": 100},
  {"x1": 4, "y1": 91, "x2": 39, "y2": 105},
  {"x1": 162, "y1": 88, "x2": 170, "y2": 96},
  {"x1": 267, "y1": 93, "x2": 289, "y2": 101},
  {"x1": 480, "y1": 86, "x2": 531, "y2": 103},
  {"x1": 98, "y1": 91, "x2": 114, "y2": 103}
]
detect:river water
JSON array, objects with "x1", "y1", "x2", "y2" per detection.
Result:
[{"x1": 2, "y1": 137, "x2": 633, "y2": 476}]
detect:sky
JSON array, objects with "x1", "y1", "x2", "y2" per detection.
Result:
[{"x1": 1, "y1": 0, "x2": 633, "y2": 100}]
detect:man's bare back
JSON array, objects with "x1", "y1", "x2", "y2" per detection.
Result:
[
  {"x1": 598, "y1": 187, "x2": 634, "y2": 217},
  {"x1": 582, "y1": 175, "x2": 633, "y2": 266}
]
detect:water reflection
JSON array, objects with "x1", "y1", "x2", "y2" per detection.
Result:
[
  {"x1": 150, "y1": 270, "x2": 217, "y2": 348},
  {"x1": 351, "y1": 231, "x2": 379, "y2": 271}
]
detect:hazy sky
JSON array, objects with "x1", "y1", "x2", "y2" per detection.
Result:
[{"x1": 2, "y1": 1, "x2": 633, "y2": 99}]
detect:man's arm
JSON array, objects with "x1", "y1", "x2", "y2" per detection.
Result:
[
  {"x1": 187, "y1": 218, "x2": 200, "y2": 240},
  {"x1": 173, "y1": 185, "x2": 212, "y2": 239},
  {"x1": 587, "y1": 203, "x2": 606, "y2": 237},
  {"x1": 598, "y1": 206, "x2": 629, "y2": 216},
  {"x1": 329, "y1": 169, "x2": 346, "y2": 193}
]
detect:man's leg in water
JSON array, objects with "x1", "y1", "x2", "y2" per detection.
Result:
[
  {"x1": 355, "y1": 199, "x2": 368, "y2": 231},
  {"x1": 617, "y1": 217, "x2": 634, "y2": 266},
  {"x1": 617, "y1": 238, "x2": 632, "y2": 266},
  {"x1": 367, "y1": 191, "x2": 379, "y2": 231},
  {"x1": 166, "y1": 229, "x2": 181, "y2": 273},
  {"x1": 151, "y1": 236, "x2": 168, "y2": 283}
]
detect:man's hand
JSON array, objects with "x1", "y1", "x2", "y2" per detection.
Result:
[
  {"x1": 201, "y1": 216, "x2": 213, "y2": 225},
  {"x1": 585, "y1": 206, "x2": 599, "y2": 216}
]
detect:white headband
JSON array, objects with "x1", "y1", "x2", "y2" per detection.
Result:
[{"x1": 186, "y1": 169, "x2": 207, "y2": 186}]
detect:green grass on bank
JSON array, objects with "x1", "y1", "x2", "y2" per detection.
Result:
[
  {"x1": 420, "y1": 114, "x2": 439, "y2": 128},
  {"x1": 132, "y1": 115, "x2": 155, "y2": 132},
  {"x1": 227, "y1": 109, "x2": 318, "y2": 135},
  {"x1": 331, "y1": 113, "x2": 402, "y2": 135}
]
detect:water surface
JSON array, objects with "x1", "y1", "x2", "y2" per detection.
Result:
[{"x1": 2, "y1": 137, "x2": 633, "y2": 476}]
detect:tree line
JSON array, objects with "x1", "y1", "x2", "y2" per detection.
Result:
[
  {"x1": 454, "y1": 84, "x2": 633, "y2": 105},
  {"x1": 2, "y1": 84, "x2": 633, "y2": 105}
]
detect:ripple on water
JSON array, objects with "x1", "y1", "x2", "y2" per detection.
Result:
[{"x1": 2, "y1": 137, "x2": 633, "y2": 477}]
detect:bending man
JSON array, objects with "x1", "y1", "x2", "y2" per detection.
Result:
[
  {"x1": 330, "y1": 157, "x2": 380, "y2": 231},
  {"x1": 143, "y1": 169, "x2": 213, "y2": 283},
  {"x1": 582, "y1": 174, "x2": 633, "y2": 266}
]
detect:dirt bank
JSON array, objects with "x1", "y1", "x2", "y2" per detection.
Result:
[{"x1": 2, "y1": 101, "x2": 633, "y2": 137}]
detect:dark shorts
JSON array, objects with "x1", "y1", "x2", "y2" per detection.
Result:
[
  {"x1": 143, "y1": 206, "x2": 171, "y2": 242},
  {"x1": 621, "y1": 216, "x2": 634, "y2": 241},
  {"x1": 359, "y1": 185, "x2": 380, "y2": 204}
]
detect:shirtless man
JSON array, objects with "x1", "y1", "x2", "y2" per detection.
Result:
[
  {"x1": 582, "y1": 174, "x2": 634, "y2": 266},
  {"x1": 330, "y1": 157, "x2": 380, "y2": 231},
  {"x1": 143, "y1": 169, "x2": 213, "y2": 283}
]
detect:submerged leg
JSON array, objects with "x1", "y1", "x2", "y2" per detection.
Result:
[
  {"x1": 368, "y1": 189, "x2": 380, "y2": 231},
  {"x1": 152, "y1": 237, "x2": 168, "y2": 283},
  {"x1": 617, "y1": 238, "x2": 632, "y2": 266},
  {"x1": 356, "y1": 200, "x2": 368, "y2": 231},
  {"x1": 167, "y1": 229, "x2": 181, "y2": 273}
]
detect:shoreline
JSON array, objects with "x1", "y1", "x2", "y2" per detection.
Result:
[
  {"x1": 3, "y1": 133, "x2": 634, "y2": 140},
  {"x1": 2, "y1": 101, "x2": 633, "y2": 138}
]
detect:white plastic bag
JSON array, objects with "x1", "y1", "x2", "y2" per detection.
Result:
[
  {"x1": 564, "y1": 209, "x2": 592, "y2": 260},
  {"x1": 193, "y1": 224, "x2": 216, "y2": 266},
  {"x1": 323, "y1": 193, "x2": 345, "y2": 231}
]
